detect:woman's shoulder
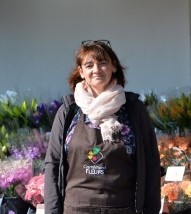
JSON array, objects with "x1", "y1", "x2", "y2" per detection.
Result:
[
  {"x1": 55, "y1": 94, "x2": 76, "y2": 117},
  {"x1": 61, "y1": 93, "x2": 75, "y2": 108},
  {"x1": 125, "y1": 91, "x2": 140, "y2": 102},
  {"x1": 124, "y1": 91, "x2": 146, "y2": 110}
]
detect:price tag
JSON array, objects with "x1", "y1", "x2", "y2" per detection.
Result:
[
  {"x1": 165, "y1": 166, "x2": 185, "y2": 181},
  {"x1": 36, "y1": 204, "x2": 45, "y2": 214}
]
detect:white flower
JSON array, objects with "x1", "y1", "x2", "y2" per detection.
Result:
[
  {"x1": 0, "y1": 90, "x2": 17, "y2": 103},
  {"x1": 0, "y1": 94, "x2": 8, "y2": 103},
  {"x1": 160, "y1": 95, "x2": 167, "y2": 103}
]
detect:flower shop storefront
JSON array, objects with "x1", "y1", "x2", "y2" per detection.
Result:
[{"x1": 1, "y1": 88, "x2": 191, "y2": 214}]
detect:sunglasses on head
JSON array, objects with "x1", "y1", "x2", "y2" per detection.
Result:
[{"x1": 81, "y1": 40, "x2": 111, "y2": 48}]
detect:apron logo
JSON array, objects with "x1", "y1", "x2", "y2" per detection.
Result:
[
  {"x1": 84, "y1": 147, "x2": 106, "y2": 175},
  {"x1": 88, "y1": 147, "x2": 103, "y2": 164}
]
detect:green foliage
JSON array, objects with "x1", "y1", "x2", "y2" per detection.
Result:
[
  {"x1": 143, "y1": 91, "x2": 158, "y2": 106},
  {"x1": 0, "y1": 97, "x2": 38, "y2": 131},
  {"x1": 148, "y1": 103, "x2": 176, "y2": 134},
  {"x1": 0, "y1": 125, "x2": 11, "y2": 159},
  {"x1": 147, "y1": 92, "x2": 191, "y2": 134},
  {"x1": 0, "y1": 91, "x2": 62, "y2": 161},
  {"x1": 168, "y1": 93, "x2": 191, "y2": 130}
]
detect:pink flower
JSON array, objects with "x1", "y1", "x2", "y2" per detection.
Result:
[{"x1": 24, "y1": 174, "x2": 44, "y2": 207}]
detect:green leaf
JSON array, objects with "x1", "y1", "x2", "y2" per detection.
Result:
[
  {"x1": 13, "y1": 106, "x2": 21, "y2": 116},
  {"x1": 21, "y1": 100, "x2": 27, "y2": 112},
  {"x1": 5, "y1": 133, "x2": 9, "y2": 139},
  {"x1": 2, "y1": 103, "x2": 13, "y2": 116},
  {"x1": 1, "y1": 125, "x2": 6, "y2": 136},
  {"x1": 2, "y1": 145, "x2": 8, "y2": 153},
  {"x1": 31, "y1": 98, "x2": 38, "y2": 111}
]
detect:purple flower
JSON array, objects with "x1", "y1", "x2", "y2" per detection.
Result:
[
  {"x1": 0, "y1": 163, "x2": 32, "y2": 190},
  {"x1": 25, "y1": 145, "x2": 41, "y2": 159},
  {"x1": 9, "y1": 211, "x2": 15, "y2": 214},
  {"x1": 30, "y1": 113, "x2": 41, "y2": 126},
  {"x1": 48, "y1": 100, "x2": 61, "y2": 114},
  {"x1": 11, "y1": 148, "x2": 25, "y2": 159},
  {"x1": 37, "y1": 103, "x2": 47, "y2": 116},
  {"x1": 11, "y1": 140, "x2": 46, "y2": 160},
  {"x1": 29, "y1": 99, "x2": 61, "y2": 131}
]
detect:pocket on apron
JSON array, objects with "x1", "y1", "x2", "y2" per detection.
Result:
[{"x1": 64, "y1": 205, "x2": 136, "y2": 214}]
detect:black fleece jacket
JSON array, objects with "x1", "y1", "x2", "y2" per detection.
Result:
[{"x1": 44, "y1": 92, "x2": 161, "y2": 214}]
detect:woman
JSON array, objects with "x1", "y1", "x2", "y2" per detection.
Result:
[{"x1": 44, "y1": 40, "x2": 161, "y2": 214}]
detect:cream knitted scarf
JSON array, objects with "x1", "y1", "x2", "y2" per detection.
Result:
[{"x1": 74, "y1": 80, "x2": 126, "y2": 142}]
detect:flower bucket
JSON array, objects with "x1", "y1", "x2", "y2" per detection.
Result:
[
  {"x1": 174, "y1": 208, "x2": 191, "y2": 214},
  {"x1": 0, "y1": 195, "x2": 30, "y2": 214}
]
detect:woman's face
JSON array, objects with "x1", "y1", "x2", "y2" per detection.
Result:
[{"x1": 79, "y1": 54, "x2": 116, "y2": 96}]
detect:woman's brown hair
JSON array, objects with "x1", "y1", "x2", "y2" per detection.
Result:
[{"x1": 68, "y1": 40, "x2": 126, "y2": 91}]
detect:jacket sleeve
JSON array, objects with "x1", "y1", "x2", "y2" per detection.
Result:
[
  {"x1": 138, "y1": 101, "x2": 161, "y2": 214},
  {"x1": 44, "y1": 105, "x2": 65, "y2": 214}
]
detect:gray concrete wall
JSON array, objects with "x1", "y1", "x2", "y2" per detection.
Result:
[{"x1": 0, "y1": 0, "x2": 190, "y2": 100}]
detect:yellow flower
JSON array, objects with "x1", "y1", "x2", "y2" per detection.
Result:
[{"x1": 184, "y1": 184, "x2": 191, "y2": 198}]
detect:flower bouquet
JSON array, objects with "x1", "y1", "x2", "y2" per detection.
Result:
[
  {"x1": 0, "y1": 127, "x2": 48, "y2": 199},
  {"x1": 24, "y1": 174, "x2": 44, "y2": 207},
  {"x1": 157, "y1": 135, "x2": 191, "y2": 172},
  {"x1": 161, "y1": 181, "x2": 191, "y2": 213},
  {"x1": 158, "y1": 131, "x2": 191, "y2": 213},
  {"x1": 0, "y1": 158, "x2": 33, "y2": 214},
  {"x1": 0, "y1": 159, "x2": 33, "y2": 196}
]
